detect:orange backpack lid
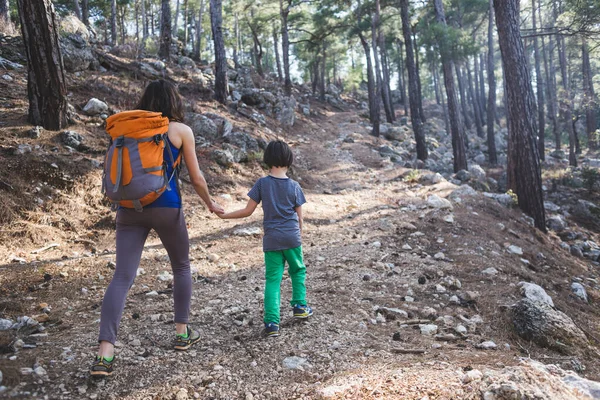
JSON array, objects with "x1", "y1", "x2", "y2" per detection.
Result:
[{"x1": 106, "y1": 110, "x2": 170, "y2": 139}]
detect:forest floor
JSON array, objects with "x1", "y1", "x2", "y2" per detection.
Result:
[{"x1": 1, "y1": 66, "x2": 600, "y2": 399}]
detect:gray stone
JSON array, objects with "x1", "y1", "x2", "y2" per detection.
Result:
[
  {"x1": 419, "y1": 324, "x2": 438, "y2": 335},
  {"x1": 572, "y1": 200, "x2": 600, "y2": 221},
  {"x1": 233, "y1": 227, "x2": 262, "y2": 236},
  {"x1": 561, "y1": 373, "x2": 600, "y2": 399},
  {"x1": 2, "y1": 74, "x2": 13, "y2": 81},
  {"x1": 178, "y1": 56, "x2": 196, "y2": 69},
  {"x1": 512, "y1": 298, "x2": 587, "y2": 353},
  {"x1": 455, "y1": 170, "x2": 471, "y2": 182},
  {"x1": 13, "y1": 144, "x2": 32, "y2": 155},
  {"x1": 222, "y1": 143, "x2": 248, "y2": 163},
  {"x1": 0, "y1": 319, "x2": 14, "y2": 330},
  {"x1": 0, "y1": 56, "x2": 24, "y2": 70},
  {"x1": 518, "y1": 282, "x2": 554, "y2": 307},
  {"x1": 544, "y1": 201, "x2": 561, "y2": 213},
  {"x1": 476, "y1": 341, "x2": 497, "y2": 350},
  {"x1": 212, "y1": 149, "x2": 235, "y2": 167},
  {"x1": 61, "y1": 130, "x2": 83, "y2": 148},
  {"x1": 482, "y1": 267, "x2": 499, "y2": 277},
  {"x1": 570, "y1": 245, "x2": 584, "y2": 258},
  {"x1": 483, "y1": 192, "x2": 515, "y2": 207},
  {"x1": 468, "y1": 164, "x2": 486, "y2": 180},
  {"x1": 188, "y1": 114, "x2": 219, "y2": 140},
  {"x1": 282, "y1": 356, "x2": 310, "y2": 370},
  {"x1": 571, "y1": 282, "x2": 588, "y2": 302},
  {"x1": 547, "y1": 215, "x2": 567, "y2": 232},
  {"x1": 275, "y1": 96, "x2": 297, "y2": 127},
  {"x1": 427, "y1": 194, "x2": 453, "y2": 210},
  {"x1": 377, "y1": 307, "x2": 408, "y2": 320},
  {"x1": 28, "y1": 126, "x2": 42, "y2": 139},
  {"x1": 83, "y1": 98, "x2": 108, "y2": 116},
  {"x1": 508, "y1": 245, "x2": 523, "y2": 255},
  {"x1": 448, "y1": 185, "x2": 477, "y2": 203},
  {"x1": 223, "y1": 131, "x2": 259, "y2": 153},
  {"x1": 59, "y1": 17, "x2": 98, "y2": 72}
]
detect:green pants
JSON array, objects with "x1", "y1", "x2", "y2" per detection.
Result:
[{"x1": 263, "y1": 246, "x2": 307, "y2": 324}]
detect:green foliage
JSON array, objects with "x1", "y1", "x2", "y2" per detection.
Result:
[
  {"x1": 403, "y1": 169, "x2": 420, "y2": 183},
  {"x1": 506, "y1": 189, "x2": 518, "y2": 206},
  {"x1": 581, "y1": 167, "x2": 600, "y2": 192}
]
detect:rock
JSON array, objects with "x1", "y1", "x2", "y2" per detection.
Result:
[
  {"x1": 455, "y1": 170, "x2": 471, "y2": 182},
  {"x1": 377, "y1": 307, "x2": 408, "y2": 320},
  {"x1": 434, "y1": 252, "x2": 445, "y2": 260},
  {"x1": 207, "y1": 253, "x2": 220, "y2": 262},
  {"x1": 448, "y1": 185, "x2": 477, "y2": 203},
  {"x1": 146, "y1": 291, "x2": 159, "y2": 297},
  {"x1": 223, "y1": 131, "x2": 259, "y2": 153},
  {"x1": 234, "y1": 227, "x2": 262, "y2": 236},
  {"x1": 508, "y1": 245, "x2": 523, "y2": 255},
  {"x1": 61, "y1": 130, "x2": 84, "y2": 148},
  {"x1": 436, "y1": 284, "x2": 447, "y2": 293},
  {"x1": 483, "y1": 192, "x2": 515, "y2": 207},
  {"x1": 482, "y1": 267, "x2": 499, "y2": 277},
  {"x1": 188, "y1": 114, "x2": 219, "y2": 141},
  {"x1": 419, "y1": 324, "x2": 438, "y2": 335},
  {"x1": 455, "y1": 324, "x2": 468, "y2": 335},
  {"x1": 282, "y1": 356, "x2": 310, "y2": 370},
  {"x1": 547, "y1": 215, "x2": 567, "y2": 232},
  {"x1": 427, "y1": 194, "x2": 453, "y2": 210},
  {"x1": 0, "y1": 319, "x2": 13, "y2": 330},
  {"x1": 544, "y1": 201, "x2": 561, "y2": 212},
  {"x1": 518, "y1": 282, "x2": 554, "y2": 307},
  {"x1": 83, "y1": 98, "x2": 108, "y2": 116},
  {"x1": 463, "y1": 369, "x2": 483, "y2": 383},
  {"x1": 419, "y1": 173, "x2": 445, "y2": 185},
  {"x1": 28, "y1": 126, "x2": 42, "y2": 139},
  {"x1": 222, "y1": 143, "x2": 248, "y2": 163},
  {"x1": 549, "y1": 149, "x2": 566, "y2": 159},
  {"x1": 570, "y1": 245, "x2": 584, "y2": 258},
  {"x1": 512, "y1": 298, "x2": 588, "y2": 353},
  {"x1": 443, "y1": 276, "x2": 462, "y2": 290},
  {"x1": 476, "y1": 341, "x2": 497, "y2": 350},
  {"x1": 468, "y1": 164, "x2": 486, "y2": 180},
  {"x1": 59, "y1": 16, "x2": 98, "y2": 72},
  {"x1": 443, "y1": 215, "x2": 454, "y2": 223},
  {"x1": 572, "y1": 200, "x2": 600, "y2": 222},
  {"x1": 130, "y1": 338, "x2": 142, "y2": 347},
  {"x1": 178, "y1": 56, "x2": 196, "y2": 68},
  {"x1": 275, "y1": 96, "x2": 297, "y2": 127},
  {"x1": 33, "y1": 366, "x2": 47, "y2": 377},
  {"x1": 212, "y1": 149, "x2": 235, "y2": 167},
  {"x1": 571, "y1": 282, "x2": 588, "y2": 302},
  {"x1": 157, "y1": 271, "x2": 173, "y2": 282},
  {"x1": 0, "y1": 56, "x2": 24, "y2": 70}
]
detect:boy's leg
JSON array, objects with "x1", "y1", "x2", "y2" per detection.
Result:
[
  {"x1": 282, "y1": 246, "x2": 307, "y2": 307},
  {"x1": 152, "y1": 208, "x2": 192, "y2": 328},
  {"x1": 99, "y1": 210, "x2": 150, "y2": 344},
  {"x1": 264, "y1": 251, "x2": 285, "y2": 324}
]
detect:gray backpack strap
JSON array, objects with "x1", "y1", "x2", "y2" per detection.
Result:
[
  {"x1": 132, "y1": 199, "x2": 143, "y2": 212},
  {"x1": 112, "y1": 136, "x2": 125, "y2": 193},
  {"x1": 163, "y1": 134, "x2": 178, "y2": 192}
]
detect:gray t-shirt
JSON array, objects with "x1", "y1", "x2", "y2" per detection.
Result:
[{"x1": 248, "y1": 176, "x2": 307, "y2": 252}]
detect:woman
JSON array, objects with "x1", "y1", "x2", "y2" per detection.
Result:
[{"x1": 90, "y1": 80, "x2": 223, "y2": 377}]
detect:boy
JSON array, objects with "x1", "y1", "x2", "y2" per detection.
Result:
[{"x1": 218, "y1": 140, "x2": 313, "y2": 337}]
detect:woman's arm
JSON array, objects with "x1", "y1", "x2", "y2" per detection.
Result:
[
  {"x1": 179, "y1": 125, "x2": 224, "y2": 214},
  {"x1": 295, "y1": 205, "x2": 303, "y2": 233},
  {"x1": 219, "y1": 199, "x2": 259, "y2": 219}
]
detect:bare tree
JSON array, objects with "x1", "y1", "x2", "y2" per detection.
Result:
[
  {"x1": 531, "y1": 0, "x2": 545, "y2": 161},
  {"x1": 273, "y1": 27, "x2": 283, "y2": 82},
  {"x1": 111, "y1": 0, "x2": 117, "y2": 46},
  {"x1": 210, "y1": 0, "x2": 228, "y2": 104},
  {"x1": 159, "y1": 0, "x2": 172, "y2": 60},
  {"x1": 486, "y1": 0, "x2": 497, "y2": 165},
  {"x1": 494, "y1": 0, "x2": 546, "y2": 232},
  {"x1": 434, "y1": 0, "x2": 466, "y2": 172},
  {"x1": 17, "y1": 0, "x2": 68, "y2": 130},
  {"x1": 582, "y1": 38, "x2": 598, "y2": 149}
]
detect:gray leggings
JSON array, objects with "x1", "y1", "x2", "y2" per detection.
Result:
[{"x1": 98, "y1": 207, "x2": 191, "y2": 344}]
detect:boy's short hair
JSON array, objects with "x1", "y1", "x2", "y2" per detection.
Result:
[{"x1": 263, "y1": 140, "x2": 294, "y2": 168}]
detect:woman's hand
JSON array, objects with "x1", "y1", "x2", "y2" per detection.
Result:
[{"x1": 208, "y1": 200, "x2": 225, "y2": 215}]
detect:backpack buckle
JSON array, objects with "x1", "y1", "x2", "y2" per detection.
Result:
[
  {"x1": 153, "y1": 134, "x2": 162, "y2": 145},
  {"x1": 115, "y1": 136, "x2": 125, "y2": 148}
]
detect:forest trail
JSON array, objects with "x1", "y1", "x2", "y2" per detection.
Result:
[{"x1": 1, "y1": 107, "x2": 600, "y2": 400}]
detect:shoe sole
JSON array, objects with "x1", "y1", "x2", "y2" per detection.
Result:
[
  {"x1": 266, "y1": 332, "x2": 280, "y2": 337},
  {"x1": 174, "y1": 336, "x2": 201, "y2": 351},
  {"x1": 293, "y1": 312, "x2": 313, "y2": 319},
  {"x1": 90, "y1": 370, "x2": 113, "y2": 377}
]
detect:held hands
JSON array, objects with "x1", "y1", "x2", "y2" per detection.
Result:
[{"x1": 208, "y1": 199, "x2": 225, "y2": 215}]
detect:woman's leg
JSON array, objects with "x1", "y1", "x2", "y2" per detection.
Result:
[
  {"x1": 283, "y1": 246, "x2": 307, "y2": 307},
  {"x1": 264, "y1": 251, "x2": 286, "y2": 324},
  {"x1": 98, "y1": 210, "x2": 150, "y2": 354},
  {"x1": 152, "y1": 208, "x2": 191, "y2": 335}
]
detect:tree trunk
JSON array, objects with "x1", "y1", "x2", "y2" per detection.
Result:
[
  {"x1": 557, "y1": 33, "x2": 576, "y2": 166},
  {"x1": 150, "y1": 2, "x2": 155, "y2": 36},
  {"x1": 397, "y1": 40, "x2": 408, "y2": 115},
  {"x1": 455, "y1": 63, "x2": 471, "y2": 130},
  {"x1": 320, "y1": 42, "x2": 326, "y2": 102},
  {"x1": 359, "y1": 34, "x2": 379, "y2": 137},
  {"x1": 311, "y1": 57, "x2": 319, "y2": 96},
  {"x1": 537, "y1": 7, "x2": 555, "y2": 153},
  {"x1": 73, "y1": 0, "x2": 82, "y2": 20},
  {"x1": 400, "y1": 0, "x2": 427, "y2": 160},
  {"x1": 432, "y1": 61, "x2": 441, "y2": 105},
  {"x1": 582, "y1": 38, "x2": 598, "y2": 149},
  {"x1": 210, "y1": 0, "x2": 227, "y2": 104},
  {"x1": 141, "y1": 0, "x2": 148, "y2": 42},
  {"x1": 111, "y1": 0, "x2": 117, "y2": 46},
  {"x1": 174, "y1": 0, "x2": 180, "y2": 40},
  {"x1": 487, "y1": 0, "x2": 497, "y2": 165},
  {"x1": 531, "y1": 0, "x2": 545, "y2": 161},
  {"x1": 249, "y1": 15, "x2": 264, "y2": 77},
  {"x1": 413, "y1": 30, "x2": 425, "y2": 123},
  {"x1": 1, "y1": 0, "x2": 10, "y2": 24},
  {"x1": 380, "y1": 34, "x2": 395, "y2": 122},
  {"x1": 434, "y1": 0, "x2": 466, "y2": 172},
  {"x1": 280, "y1": 0, "x2": 292, "y2": 95},
  {"x1": 467, "y1": 60, "x2": 484, "y2": 138},
  {"x1": 273, "y1": 27, "x2": 283, "y2": 82},
  {"x1": 135, "y1": 2, "x2": 139, "y2": 43},
  {"x1": 370, "y1": 0, "x2": 388, "y2": 126},
  {"x1": 159, "y1": 0, "x2": 171, "y2": 60},
  {"x1": 493, "y1": 0, "x2": 546, "y2": 232},
  {"x1": 17, "y1": 0, "x2": 68, "y2": 130},
  {"x1": 81, "y1": 0, "x2": 89, "y2": 25},
  {"x1": 120, "y1": 5, "x2": 126, "y2": 45},
  {"x1": 183, "y1": 0, "x2": 188, "y2": 49},
  {"x1": 195, "y1": 0, "x2": 204, "y2": 60}
]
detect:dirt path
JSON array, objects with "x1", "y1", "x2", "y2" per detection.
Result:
[{"x1": 1, "y1": 109, "x2": 598, "y2": 400}]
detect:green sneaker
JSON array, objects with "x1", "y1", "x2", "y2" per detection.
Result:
[
  {"x1": 174, "y1": 326, "x2": 201, "y2": 351},
  {"x1": 90, "y1": 356, "x2": 114, "y2": 377}
]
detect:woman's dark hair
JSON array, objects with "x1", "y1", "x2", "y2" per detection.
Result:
[
  {"x1": 136, "y1": 79, "x2": 184, "y2": 122},
  {"x1": 263, "y1": 140, "x2": 294, "y2": 168}
]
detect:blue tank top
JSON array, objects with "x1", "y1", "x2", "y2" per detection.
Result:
[{"x1": 145, "y1": 137, "x2": 182, "y2": 209}]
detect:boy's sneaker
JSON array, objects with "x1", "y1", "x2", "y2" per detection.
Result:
[
  {"x1": 264, "y1": 322, "x2": 280, "y2": 337},
  {"x1": 293, "y1": 304, "x2": 313, "y2": 319},
  {"x1": 174, "y1": 326, "x2": 201, "y2": 351},
  {"x1": 90, "y1": 355, "x2": 114, "y2": 377}
]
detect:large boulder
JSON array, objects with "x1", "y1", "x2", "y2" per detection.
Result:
[
  {"x1": 58, "y1": 15, "x2": 98, "y2": 72},
  {"x1": 275, "y1": 96, "x2": 297, "y2": 127},
  {"x1": 512, "y1": 298, "x2": 588, "y2": 353},
  {"x1": 572, "y1": 200, "x2": 600, "y2": 222},
  {"x1": 223, "y1": 131, "x2": 259, "y2": 153},
  {"x1": 187, "y1": 114, "x2": 219, "y2": 141},
  {"x1": 82, "y1": 98, "x2": 108, "y2": 116}
]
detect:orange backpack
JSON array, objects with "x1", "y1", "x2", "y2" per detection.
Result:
[{"x1": 102, "y1": 110, "x2": 182, "y2": 211}]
